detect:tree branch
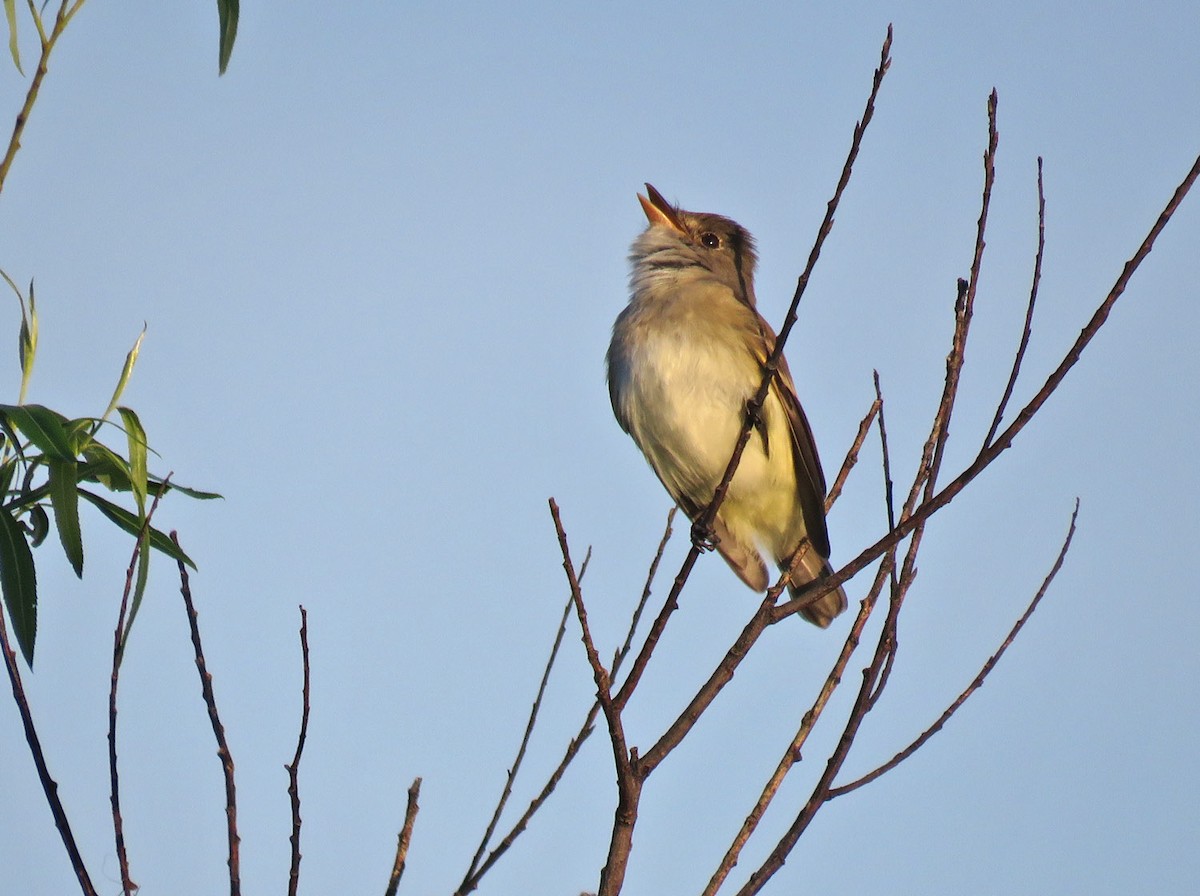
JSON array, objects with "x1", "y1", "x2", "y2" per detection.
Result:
[
  {"x1": 0, "y1": 596, "x2": 97, "y2": 896},
  {"x1": 172, "y1": 530, "x2": 240, "y2": 896},
  {"x1": 286, "y1": 606, "x2": 310, "y2": 896},
  {"x1": 384, "y1": 777, "x2": 422, "y2": 896},
  {"x1": 829, "y1": 499, "x2": 1079, "y2": 798}
]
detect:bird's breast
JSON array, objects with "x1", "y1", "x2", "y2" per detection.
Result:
[{"x1": 608, "y1": 289, "x2": 795, "y2": 517}]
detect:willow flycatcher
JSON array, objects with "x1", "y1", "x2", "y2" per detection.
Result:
[{"x1": 606, "y1": 184, "x2": 847, "y2": 627}]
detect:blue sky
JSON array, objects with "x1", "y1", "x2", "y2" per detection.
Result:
[{"x1": 2, "y1": 2, "x2": 1198, "y2": 894}]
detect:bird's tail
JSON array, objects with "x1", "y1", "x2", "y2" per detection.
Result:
[{"x1": 783, "y1": 545, "x2": 848, "y2": 628}]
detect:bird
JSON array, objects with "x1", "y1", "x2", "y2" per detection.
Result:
[{"x1": 606, "y1": 184, "x2": 847, "y2": 627}]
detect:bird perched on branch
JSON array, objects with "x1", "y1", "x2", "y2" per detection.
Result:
[{"x1": 606, "y1": 184, "x2": 847, "y2": 627}]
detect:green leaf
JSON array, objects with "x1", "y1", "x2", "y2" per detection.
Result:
[
  {"x1": 0, "y1": 404, "x2": 75, "y2": 460},
  {"x1": 0, "y1": 415, "x2": 24, "y2": 464},
  {"x1": 148, "y1": 476, "x2": 223, "y2": 501},
  {"x1": 3, "y1": 0, "x2": 20, "y2": 76},
  {"x1": 79, "y1": 443, "x2": 133, "y2": 493},
  {"x1": 78, "y1": 489, "x2": 196, "y2": 569},
  {"x1": 0, "y1": 507, "x2": 37, "y2": 665},
  {"x1": 217, "y1": 0, "x2": 238, "y2": 75},
  {"x1": 102, "y1": 327, "x2": 144, "y2": 423},
  {"x1": 116, "y1": 407, "x2": 147, "y2": 514},
  {"x1": 47, "y1": 458, "x2": 83, "y2": 577},
  {"x1": 0, "y1": 455, "x2": 14, "y2": 498}
]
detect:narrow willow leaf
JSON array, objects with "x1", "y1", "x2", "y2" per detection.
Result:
[
  {"x1": 217, "y1": 0, "x2": 239, "y2": 75},
  {"x1": 47, "y1": 458, "x2": 83, "y2": 577},
  {"x1": 102, "y1": 327, "x2": 145, "y2": 422},
  {"x1": 80, "y1": 443, "x2": 133, "y2": 493},
  {"x1": 0, "y1": 455, "x2": 14, "y2": 497},
  {"x1": 78, "y1": 489, "x2": 196, "y2": 569},
  {"x1": 0, "y1": 404, "x2": 75, "y2": 459},
  {"x1": 3, "y1": 0, "x2": 20, "y2": 76},
  {"x1": 116, "y1": 406, "x2": 147, "y2": 513},
  {"x1": 20, "y1": 280, "x2": 36, "y2": 403},
  {"x1": 0, "y1": 507, "x2": 37, "y2": 665},
  {"x1": 0, "y1": 416, "x2": 23, "y2": 462},
  {"x1": 147, "y1": 476, "x2": 223, "y2": 501}
]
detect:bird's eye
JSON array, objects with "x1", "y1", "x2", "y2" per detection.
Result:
[{"x1": 700, "y1": 232, "x2": 720, "y2": 249}]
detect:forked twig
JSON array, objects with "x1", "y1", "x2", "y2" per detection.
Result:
[
  {"x1": 735, "y1": 93, "x2": 1003, "y2": 896},
  {"x1": 702, "y1": 551, "x2": 897, "y2": 896},
  {"x1": 548, "y1": 499, "x2": 639, "y2": 896},
  {"x1": 774, "y1": 148, "x2": 1200, "y2": 621},
  {"x1": 384, "y1": 777, "x2": 422, "y2": 896},
  {"x1": 866, "y1": 374, "x2": 899, "y2": 710},
  {"x1": 828, "y1": 499, "x2": 1080, "y2": 798},
  {"x1": 172, "y1": 530, "x2": 240, "y2": 896},
  {"x1": 461, "y1": 548, "x2": 591, "y2": 888},
  {"x1": 456, "y1": 511, "x2": 672, "y2": 896}
]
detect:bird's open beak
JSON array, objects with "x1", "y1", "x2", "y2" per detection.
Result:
[{"x1": 638, "y1": 183, "x2": 686, "y2": 234}]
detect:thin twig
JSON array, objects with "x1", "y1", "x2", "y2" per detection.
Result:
[
  {"x1": 612, "y1": 508, "x2": 675, "y2": 672},
  {"x1": 456, "y1": 512, "x2": 671, "y2": 896},
  {"x1": 866, "y1": 375, "x2": 899, "y2": 710},
  {"x1": 613, "y1": 24, "x2": 894, "y2": 713},
  {"x1": 915, "y1": 91, "x2": 999, "y2": 513},
  {"x1": 548, "y1": 500, "x2": 639, "y2": 896},
  {"x1": 774, "y1": 148, "x2": 1199, "y2": 622},
  {"x1": 108, "y1": 475, "x2": 172, "y2": 896},
  {"x1": 824, "y1": 397, "x2": 881, "y2": 512},
  {"x1": 384, "y1": 777, "x2": 422, "y2": 896},
  {"x1": 0, "y1": 600, "x2": 98, "y2": 896},
  {"x1": 736, "y1": 98, "x2": 1004, "y2": 895},
  {"x1": 984, "y1": 156, "x2": 1046, "y2": 449},
  {"x1": 461, "y1": 548, "x2": 591, "y2": 887},
  {"x1": 286, "y1": 606, "x2": 310, "y2": 896},
  {"x1": 702, "y1": 553, "x2": 897, "y2": 896},
  {"x1": 172, "y1": 530, "x2": 240, "y2": 896},
  {"x1": 0, "y1": 1, "x2": 87, "y2": 196},
  {"x1": 829, "y1": 499, "x2": 1079, "y2": 798}
]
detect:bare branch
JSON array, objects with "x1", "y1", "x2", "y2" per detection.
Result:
[
  {"x1": 866, "y1": 374, "x2": 900, "y2": 710},
  {"x1": 462, "y1": 548, "x2": 591, "y2": 886},
  {"x1": 824, "y1": 396, "x2": 881, "y2": 513},
  {"x1": 702, "y1": 553, "x2": 896, "y2": 896},
  {"x1": 548, "y1": 499, "x2": 640, "y2": 896},
  {"x1": 828, "y1": 499, "x2": 1079, "y2": 798},
  {"x1": 286, "y1": 606, "x2": 311, "y2": 896},
  {"x1": 0, "y1": 1, "x2": 79, "y2": 196},
  {"x1": 612, "y1": 508, "x2": 675, "y2": 672},
  {"x1": 108, "y1": 475, "x2": 172, "y2": 896},
  {"x1": 457, "y1": 512, "x2": 670, "y2": 896},
  {"x1": 0, "y1": 601, "x2": 98, "y2": 896},
  {"x1": 384, "y1": 777, "x2": 422, "y2": 896},
  {"x1": 172, "y1": 530, "x2": 240, "y2": 896},
  {"x1": 775, "y1": 147, "x2": 1200, "y2": 621}
]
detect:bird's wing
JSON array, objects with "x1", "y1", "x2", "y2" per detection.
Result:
[{"x1": 751, "y1": 315, "x2": 833, "y2": 559}]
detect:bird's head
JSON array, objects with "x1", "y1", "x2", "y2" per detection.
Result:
[{"x1": 632, "y1": 183, "x2": 759, "y2": 308}]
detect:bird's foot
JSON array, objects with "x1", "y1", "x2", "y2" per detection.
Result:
[{"x1": 690, "y1": 519, "x2": 719, "y2": 553}]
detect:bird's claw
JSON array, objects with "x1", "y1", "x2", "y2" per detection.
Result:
[{"x1": 690, "y1": 519, "x2": 719, "y2": 553}]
